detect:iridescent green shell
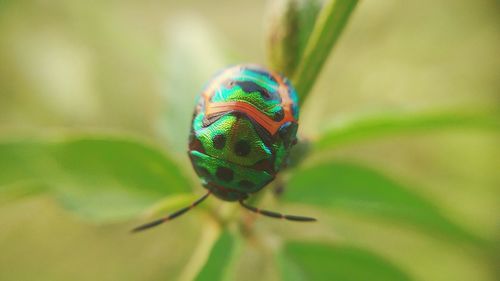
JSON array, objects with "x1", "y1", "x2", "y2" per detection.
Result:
[{"x1": 188, "y1": 64, "x2": 299, "y2": 201}]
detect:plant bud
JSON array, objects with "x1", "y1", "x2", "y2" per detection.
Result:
[{"x1": 266, "y1": 0, "x2": 321, "y2": 77}]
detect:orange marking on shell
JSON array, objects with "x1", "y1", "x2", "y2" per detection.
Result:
[{"x1": 203, "y1": 66, "x2": 297, "y2": 135}]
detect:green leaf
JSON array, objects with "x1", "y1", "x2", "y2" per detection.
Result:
[
  {"x1": 0, "y1": 136, "x2": 192, "y2": 221},
  {"x1": 292, "y1": 0, "x2": 359, "y2": 105},
  {"x1": 194, "y1": 229, "x2": 241, "y2": 281},
  {"x1": 279, "y1": 242, "x2": 413, "y2": 281},
  {"x1": 284, "y1": 161, "x2": 482, "y2": 244},
  {"x1": 315, "y1": 109, "x2": 500, "y2": 151}
]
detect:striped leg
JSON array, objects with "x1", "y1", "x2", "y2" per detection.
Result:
[
  {"x1": 239, "y1": 199, "x2": 316, "y2": 222},
  {"x1": 131, "y1": 192, "x2": 211, "y2": 233}
]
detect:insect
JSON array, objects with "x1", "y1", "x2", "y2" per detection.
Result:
[{"x1": 133, "y1": 64, "x2": 315, "y2": 232}]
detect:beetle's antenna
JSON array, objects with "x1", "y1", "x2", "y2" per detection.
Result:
[
  {"x1": 239, "y1": 200, "x2": 316, "y2": 222},
  {"x1": 131, "y1": 191, "x2": 211, "y2": 233}
]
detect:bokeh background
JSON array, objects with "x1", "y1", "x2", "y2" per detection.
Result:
[{"x1": 0, "y1": 0, "x2": 498, "y2": 280}]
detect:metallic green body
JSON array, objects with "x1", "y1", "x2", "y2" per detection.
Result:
[{"x1": 188, "y1": 65, "x2": 299, "y2": 201}]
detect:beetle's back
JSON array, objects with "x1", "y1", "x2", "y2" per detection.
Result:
[{"x1": 188, "y1": 65, "x2": 299, "y2": 201}]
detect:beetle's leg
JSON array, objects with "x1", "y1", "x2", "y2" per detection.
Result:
[
  {"x1": 131, "y1": 191, "x2": 211, "y2": 233},
  {"x1": 239, "y1": 199, "x2": 316, "y2": 222}
]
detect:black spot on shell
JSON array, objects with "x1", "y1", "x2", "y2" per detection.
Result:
[
  {"x1": 273, "y1": 109, "x2": 284, "y2": 121},
  {"x1": 251, "y1": 159, "x2": 275, "y2": 174},
  {"x1": 248, "y1": 68, "x2": 277, "y2": 83},
  {"x1": 278, "y1": 122, "x2": 298, "y2": 147},
  {"x1": 216, "y1": 167, "x2": 234, "y2": 182},
  {"x1": 196, "y1": 166, "x2": 211, "y2": 178},
  {"x1": 234, "y1": 140, "x2": 251, "y2": 156},
  {"x1": 213, "y1": 134, "x2": 226, "y2": 150},
  {"x1": 189, "y1": 135, "x2": 206, "y2": 154},
  {"x1": 235, "y1": 81, "x2": 271, "y2": 100},
  {"x1": 239, "y1": 180, "x2": 254, "y2": 189}
]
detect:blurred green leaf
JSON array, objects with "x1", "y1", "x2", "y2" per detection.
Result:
[
  {"x1": 142, "y1": 193, "x2": 201, "y2": 218},
  {"x1": 194, "y1": 229, "x2": 241, "y2": 281},
  {"x1": 0, "y1": 136, "x2": 192, "y2": 221},
  {"x1": 315, "y1": 109, "x2": 500, "y2": 151},
  {"x1": 285, "y1": 161, "x2": 482, "y2": 244},
  {"x1": 158, "y1": 15, "x2": 232, "y2": 155},
  {"x1": 293, "y1": 0, "x2": 358, "y2": 105},
  {"x1": 0, "y1": 182, "x2": 48, "y2": 205},
  {"x1": 279, "y1": 242, "x2": 412, "y2": 281}
]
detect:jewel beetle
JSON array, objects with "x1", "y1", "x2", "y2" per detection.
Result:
[{"x1": 133, "y1": 64, "x2": 315, "y2": 232}]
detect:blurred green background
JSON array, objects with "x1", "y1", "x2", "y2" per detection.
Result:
[{"x1": 0, "y1": 0, "x2": 498, "y2": 280}]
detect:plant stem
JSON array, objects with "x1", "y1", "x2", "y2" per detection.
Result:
[
  {"x1": 178, "y1": 217, "x2": 221, "y2": 281},
  {"x1": 292, "y1": 0, "x2": 358, "y2": 106}
]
